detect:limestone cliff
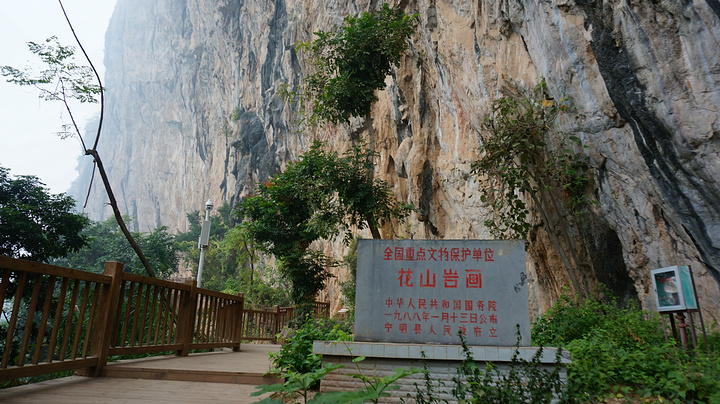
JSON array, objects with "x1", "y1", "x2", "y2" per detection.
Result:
[{"x1": 72, "y1": 0, "x2": 720, "y2": 321}]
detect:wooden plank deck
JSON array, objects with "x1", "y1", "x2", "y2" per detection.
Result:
[{"x1": 0, "y1": 344, "x2": 282, "y2": 403}]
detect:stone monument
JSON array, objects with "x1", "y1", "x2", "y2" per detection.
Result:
[
  {"x1": 313, "y1": 239, "x2": 568, "y2": 402},
  {"x1": 354, "y1": 239, "x2": 530, "y2": 346}
]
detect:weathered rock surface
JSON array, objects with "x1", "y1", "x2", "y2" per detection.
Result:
[{"x1": 72, "y1": 0, "x2": 720, "y2": 322}]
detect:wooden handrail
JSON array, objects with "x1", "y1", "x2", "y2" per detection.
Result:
[
  {"x1": 0, "y1": 255, "x2": 329, "y2": 382},
  {"x1": 0, "y1": 255, "x2": 111, "y2": 284}
]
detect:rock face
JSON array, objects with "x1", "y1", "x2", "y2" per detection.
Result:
[{"x1": 73, "y1": 0, "x2": 720, "y2": 322}]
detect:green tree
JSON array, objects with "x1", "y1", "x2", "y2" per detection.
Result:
[
  {"x1": 175, "y1": 202, "x2": 290, "y2": 306},
  {"x1": 0, "y1": 166, "x2": 89, "y2": 262},
  {"x1": 295, "y1": 4, "x2": 415, "y2": 125},
  {"x1": 51, "y1": 217, "x2": 178, "y2": 278},
  {"x1": 238, "y1": 141, "x2": 411, "y2": 314}
]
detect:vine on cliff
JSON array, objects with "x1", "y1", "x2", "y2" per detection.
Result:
[{"x1": 472, "y1": 79, "x2": 594, "y2": 297}]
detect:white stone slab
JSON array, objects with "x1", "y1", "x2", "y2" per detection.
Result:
[{"x1": 313, "y1": 341, "x2": 569, "y2": 364}]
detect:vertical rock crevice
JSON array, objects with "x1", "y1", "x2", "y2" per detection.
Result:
[{"x1": 576, "y1": 0, "x2": 720, "y2": 283}]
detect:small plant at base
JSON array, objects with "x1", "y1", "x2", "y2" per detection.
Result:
[
  {"x1": 342, "y1": 351, "x2": 423, "y2": 403},
  {"x1": 252, "y1": 363, "x2": 344, "y2": 403},
  {"x1": 255, "y1": 347, "x2": 421, "y2": 403},
  {"x1": 406, "y1": 350, "x2": 448, "y2": 404},
  {"x1": 269, "y1": 317, "x2": 352, "y2": 376},
  {"x1": 451, "y1": 329, "x2": 568, "y2": 403}
]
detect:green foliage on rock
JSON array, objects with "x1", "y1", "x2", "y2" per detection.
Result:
[
  {"x1": 472, "y1": 79, "x2": 595, "y2": 298},
  {"x1": 261, "y1": 317, "x2": 421, "y2": 404},
  {"x1": 230, "y1": 106, "x2": 242, "y2": 122},
  {"x1": 0, "y1": 167, "x2": 89, "y2": 262},
  {"x1": 472, "y1": 79, "x2": 592, "y2": 241},
  {"x1": 295, "y1": 4, "x2": 415, "y2": 124},
  {"x1": 238, "y1": 141, "x2": 412, "y2": 311}
]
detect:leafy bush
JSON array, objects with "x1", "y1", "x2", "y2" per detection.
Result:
[
  {"x1": 532, "y1": 292, "x2": 665, "y2": 348},
  {"x1": 54, "y1": 217, "x2": 179, "y2": 277},
  {"x1": 231, "y1": 107, "x2": 242, "y2": 122},
  {"x1": 533, "y1": 292, "x2": 720, "y2": 402},
  {"x1": 0, "y1": 166, "x2": 90, "y2": 262},
  {"x1": 269, "y1": 317, "x2": 352, "y2": 375}
]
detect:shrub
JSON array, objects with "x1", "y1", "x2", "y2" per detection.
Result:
[
  {"x1": 298, "y1": 4, "x2": 415, "y2": 125},
  {"x1": 533, "y1": 292, "x2": 720, "y2": 402},
  {"x1": 231, "y1": 107, "x2": 242, "y2": 122},
  {"x1": 269, "y1": 317, "x2": 352, "y2": 375}
]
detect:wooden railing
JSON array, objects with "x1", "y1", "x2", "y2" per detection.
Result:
[
  {"x1": 241, "y1": 302, "x2": 331, "y2": 342},
  {"x1": 0, "y1": 257, "x2": 112, "y2": 381},
  {"x1": 0, "y1": 256, "x2": 327, "y2": 382}
]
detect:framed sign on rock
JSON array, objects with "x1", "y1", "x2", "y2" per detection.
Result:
[{"x1": 354, "y1": 239, "x2": 530, "y2": 346}]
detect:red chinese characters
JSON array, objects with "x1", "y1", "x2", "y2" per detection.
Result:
[
  {"x1": 443, "y1": 269, "x2": 459, "y2": 288},
  {"x1": 381, "y1": 244, "x2": 505, "y2": 341},
  {"x1": 396, "y1": 268, "x2": 484, "y2": 290},
  {"x1": 384, "y1": 246, "x2": 495, "y2": 262},
  {"x1": 420, "y1": 269, "x2": 436, "y2": 288},
  {"x1": 382, "y1": 296, "x2": 501, "y2": 339},
  {"x1": 465, "y1": 269, "x2": 482, "y2": 288},
  {"x1": 397, "y1": 268, "x2": 413, "y2": 287}
]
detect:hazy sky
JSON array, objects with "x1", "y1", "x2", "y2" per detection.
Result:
[{"x1": 0, "y1": 0, "x2": 117, "y2": 194}]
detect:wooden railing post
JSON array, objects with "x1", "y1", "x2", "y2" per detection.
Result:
[
  {"x1": 176, "y1": 279, "x2": 197, "y2": 356},
  {"x1": 272, "y1": 305, "x2": 281, "y2": 344},
  {"x1": 234, "y1": 292, "x2": 244, "y2": 352},
  {"x1": 87, "y1": 261, "x2": 124, "y2": 377}
]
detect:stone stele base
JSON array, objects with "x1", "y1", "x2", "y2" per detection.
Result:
[{"x1": 313, "y1": 341, "x2": 570, "y2": 403}]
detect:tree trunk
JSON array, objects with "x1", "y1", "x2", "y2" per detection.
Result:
[
  {"x1": 87, "y1": 150, "x2": 157, "y2": 278},
  {"x1": 368, "y1": 218, "x2": 382, "y2": 239},
  {"x1": 363, "y1": 106, "x2": 383, "y2": 240}
]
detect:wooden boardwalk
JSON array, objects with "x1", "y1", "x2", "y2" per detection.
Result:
[{"x1": 0, "y1": 344, "x2": 282, "y2": 404}]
